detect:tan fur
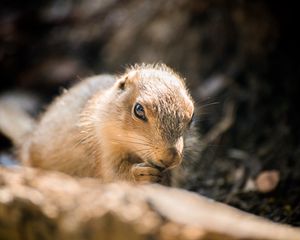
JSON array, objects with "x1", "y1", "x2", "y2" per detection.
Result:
[{"x1": 20, "y1": 64, "x2": 194, "y2": 184}]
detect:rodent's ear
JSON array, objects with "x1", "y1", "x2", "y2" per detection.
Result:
[{"x1": 117, "y1": 70, "x2": 139, "y2": 90}]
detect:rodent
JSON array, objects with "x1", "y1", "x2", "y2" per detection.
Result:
[{"x1": 12, "y1": 64, "x2": 196, "y2": 184}]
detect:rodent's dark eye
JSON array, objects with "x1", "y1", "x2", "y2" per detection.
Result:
[{"x1": 134, "y1": 103, "x2": 147, "y2": 121}]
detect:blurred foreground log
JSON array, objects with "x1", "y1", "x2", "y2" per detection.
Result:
[{"x1": 0, "y1": 167, "x2": 299, "y2": 240}]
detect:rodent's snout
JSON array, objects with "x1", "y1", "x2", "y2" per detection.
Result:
[
  {"x1": 154, "y1": 137, "x2": 184, "y2": 170},
  {"x1": 158, "y1": 147, "x2": 182, "y2": 169}
]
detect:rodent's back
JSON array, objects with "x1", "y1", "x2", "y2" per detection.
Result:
[{"x1": 21, "y1": 75, "x2": 116, "y2": 176}]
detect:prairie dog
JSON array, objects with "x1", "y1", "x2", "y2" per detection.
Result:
[{"x1": 20, "y1": 64, "x2": 195, "y2": 184}]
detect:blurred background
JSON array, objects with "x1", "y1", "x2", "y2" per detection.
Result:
[{"x1": 0, "y1": 0, "x2": 299, "y2": 225}]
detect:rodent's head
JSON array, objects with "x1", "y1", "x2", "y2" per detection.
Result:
[{"x1": 106, "y1": 64, "x2": 194, "y2": 170}]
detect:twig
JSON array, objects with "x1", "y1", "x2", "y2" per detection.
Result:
[{"x1": 201, "y1": 100, "x2": 236, "y2": 150}]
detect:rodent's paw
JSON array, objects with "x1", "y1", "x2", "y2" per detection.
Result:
[{"x1": 131, "y1": 163, "x2": 162, "y2": 184}]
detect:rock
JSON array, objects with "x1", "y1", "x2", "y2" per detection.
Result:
[{"x1": 255, "y1": 170, "x2": 280, "y2": 193}]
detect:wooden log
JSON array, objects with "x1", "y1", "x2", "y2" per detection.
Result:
[{"x1": 0, "y1": 167, "x2": 299, "y2": 240}]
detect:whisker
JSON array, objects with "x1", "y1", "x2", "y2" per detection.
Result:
[
  {"x1": 198, "y1": 101, "x2": 220, "y2": 109},
  {"x1": 140, "y1": 151, "x2": 153, "y2": 161},
  {"x1": 122, "y1": 135, "x2": 153, "y2": 145},
  {"x1": 109, "y1": 131, "x2": 154, "y2": 144},
  {"x1": 110, "y1": 139, "x2": 152, "y2": 147},
  {"x1": 134, "y1": 148, "x2": 153, "y2": 153}
]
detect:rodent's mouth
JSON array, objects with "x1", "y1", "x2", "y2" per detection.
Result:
[
  {"x1": 147, "y1": 159, "x2": 166, "y2": 171},
  {"x1": 130, "y1": 154, "x2": 166, "y2": 171}
]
